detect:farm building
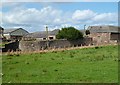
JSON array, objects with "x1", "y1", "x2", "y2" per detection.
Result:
[
  {"x1": 4, "y1": 28, "x2": 29, "y2": 41},
  {"x1": 87, "y1": 25, "x2": 120, "y2": 45},
  {"x1": 23, "y1": 29, "x2": 59, "y2": 41},
  {"x1": 0, "y1": 26, "x2": 4, "y2": 39}
]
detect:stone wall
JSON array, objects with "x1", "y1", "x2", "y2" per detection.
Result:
[
  {"x1": 2, "y1": 41, "x2": 19, "y2": 52},
  {"x1": 19, "y1": 38, "x2": 92, "y2": 52}
]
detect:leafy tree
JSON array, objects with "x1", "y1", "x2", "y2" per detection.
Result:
[
  {"x1": 56, "y1": 27, "x2": 83, "y2": 40},
  {"x1": 85, "y1": 30, "x2": 90, "y2": 35}
]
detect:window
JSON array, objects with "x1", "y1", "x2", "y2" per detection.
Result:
[
  {"x1": 43, "y1": 38, "x2": 46, "y2": 40},
  {"x1": 49, "y1": 37, "x2": 54, "y2": 40}
]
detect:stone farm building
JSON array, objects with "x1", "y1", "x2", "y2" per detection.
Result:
[
  {"x1": 0, "y1": 26, "x2": 4, "y2": 40},
  {"x1": 23, "y1": 29, "x2": 59, "y2": 41},
  {"x1": 4, "y1": 28, "x2": 29, "y2": 41},
  {"x1": 88, "y1": 25, "x2": 120, "y2": 45}
]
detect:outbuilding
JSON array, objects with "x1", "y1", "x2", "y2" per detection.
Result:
[
  {"x1": 87, "y1": 25, "x2": 120, "y2": 45},
  {"x1": 4, "y1": 28, "x2": 29, "y2": 41}
]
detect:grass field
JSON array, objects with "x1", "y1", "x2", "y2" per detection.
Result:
[{"x1": 2, "y1": 45, "x2": 118, "y2": 83}]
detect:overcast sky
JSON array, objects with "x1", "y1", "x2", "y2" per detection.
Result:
[{"x1": 0, "y1": 1, "x2": 118, "y2": 32}]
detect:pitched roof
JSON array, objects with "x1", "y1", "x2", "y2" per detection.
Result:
[
  {"x1": 88, "y1": 25, "x2": 120, "y2": 33},
  {"x1": 4, "y1": 28, "x2": 29, "y2": 34},
  {"x1": 49, "y1": 29, "x2": 60, "y2": 35},
  {"x1": 4, "y1": 29, "x2": 17, "y2": 34},
  {"x1": 24, "y1": 29, "x2": 60, "y2": 38},
  {"x1": 25, "y1": 31, "x2": 48, "y2": 38}
]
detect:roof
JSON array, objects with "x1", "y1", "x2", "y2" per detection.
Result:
[
  {"x1": 4, "y1": 28, "x2": 29, "y2": 34},
  {"x1": 88, "y1": 25, "x2": 120, "y2": 33},
  {"x1": 25, "y1": 31, "x2": 48, "y2": 38},
  {"x1": 24, "y1": 29, "x2": 60, "y2": 38},
  {"x1": 49, "y1": 29, "x2": 60, "y2": 35},
  {"x1": 4, "y1": 29, "x2": 17, "y2": 34}
]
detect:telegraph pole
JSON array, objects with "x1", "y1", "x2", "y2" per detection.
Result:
[
  {"x1": 84, "y1": 24, "x2": 86, "y2": 36},
  {"x1": 46, "y1": 25, "x2": 49, "y2": 49}
]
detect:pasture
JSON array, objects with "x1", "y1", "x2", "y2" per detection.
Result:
[{"x1": 2, "y1": 45, "x2": 118, "y2": 83}]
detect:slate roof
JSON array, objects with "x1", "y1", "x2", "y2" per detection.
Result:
[
  {"x1": 49, "y1": 29, "x2": 60, "y2": 35},
  {"x1": 4, "y1": 28, "x2": 29, "y2": 34},
  {"x1": 4, "y1": 29, "x2": 17, "y2": 34},
  {"x1": 24, "y1": 29, "x2": 60, "y2": 38},
  {"x1": 88, "y1": 25, "x2": 120, "y2": 33}
]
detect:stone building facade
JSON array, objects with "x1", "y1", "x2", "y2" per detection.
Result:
[{"x1": 87, "y1": 25, "x2": 120, "y2": 45}]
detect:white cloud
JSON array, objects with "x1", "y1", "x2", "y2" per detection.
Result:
[
  {"x1": 72, "y1": 9, "x2": 117, "y2": 25},
  {"x1": 3, "y1": 6, "x2": 62, "y2": 25},
  {"x1": 72, "y1": 9, "x2": 96, "y2": 21},
  {"x1": 92, "y1": 13, "x2": 118, "y2": 23},
  {"x1": 1, "y1": 6, "x2": 118, "y2": 32}
]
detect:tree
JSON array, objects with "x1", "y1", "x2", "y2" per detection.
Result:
[
  {"x1": 56, "y1": 27, "x2": 83, "y2": 40},
  {"x1": 85, "y1": 30, "x2": 90, "y2": 35}
]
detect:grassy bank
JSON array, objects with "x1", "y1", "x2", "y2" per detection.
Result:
[{"x1": 2, "y1": 45, "x2": 118, "y2": 83}]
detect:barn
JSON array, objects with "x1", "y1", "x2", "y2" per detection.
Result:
[
  {"x1": 0, "y1": 26, "x2": 4, "y2": 40},
  {"x1": 87, "y1": 25, "x2": 120, "y2": 45},
  {"x1": 23, "y1": 29, "x2": 59, "y2": 41},
  {"x1": 4, "y1": 28, "x2": 29, "y2": 41}
]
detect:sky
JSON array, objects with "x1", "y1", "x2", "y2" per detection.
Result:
[{"x1": 0, "y1": 1, "x2": 119, "y2": 32}]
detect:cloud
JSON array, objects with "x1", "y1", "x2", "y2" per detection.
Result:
[
  {"x1": 2, "y1": 6, "x2": 118, "y2": 32},
  {"x1": 72, "y1": 9, "x2": 96, "y2": 21},
  {"x1": 72, "y1": 9, "x2": 117, "y2": 24},
  {"x1": 3, "y1": 6, "x2": 61, "y2": 24},
  {"x1": 92, "y1": 13, "x2": 118, "y2": 23},
  {"x1": 2, "y1": 6, "x2": 67, "y2": 31}
]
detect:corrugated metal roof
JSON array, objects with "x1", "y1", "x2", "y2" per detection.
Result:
[{"x1": 88, "y1": 25, "x2": 120, "y2": 33}]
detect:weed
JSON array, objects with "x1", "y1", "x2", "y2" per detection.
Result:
[
  {"x1": 51, "y1": 58, "x2": 55, "y2": 60},
  {"x1": 25, "y1": 61, "x2": 29, "y2": 64},
  {"x1": 12, "y1": 62, "x2": 19, "y2": 64},
  {"x1": 15, "y1": 54, "x2": 20, "y2": 56},
  {"x1": 70, "y1": 54, "x2": 74, "y2": 58},
  {"x1": 52, "y1": 51, "x2": 57, "y2": 53},
  {"x1": 7, "y1": 57, "x2": 12, "y2": 59},
  {"x1": 7, "y1": 54, "x2": 14, "y2": 56},
  {"x1": 54, "y1": 69, "x2": 58, "y2": 71},
  {"x1": 42, "y1": 69, "x2": 47, "y2": 73},
  {"x1": 95, "y1": 46, "x2": 99, "y2": 49}
]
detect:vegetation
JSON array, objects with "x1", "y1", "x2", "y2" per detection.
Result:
[
  {"x1": 56, "y1": 27, "x2": 83, "y2": 40},
  {"x1": 2, "y1": 45, "x2": 118, "y2": 83}
]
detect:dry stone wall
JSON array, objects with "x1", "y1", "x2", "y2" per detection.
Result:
[{"x1": 19, "y1": 38, "x2": 92, "y2": 52}]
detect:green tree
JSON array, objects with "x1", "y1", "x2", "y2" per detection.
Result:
[{"x1": 56, "y1": 27, "x2": 83, "y2": 40}]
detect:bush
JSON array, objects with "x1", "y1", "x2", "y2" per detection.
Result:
[{"x1": 56, "y1": 27, "x2": 83, "y2": 40}]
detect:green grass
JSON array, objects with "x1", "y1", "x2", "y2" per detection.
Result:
[{"x1": 2, "y1": 45, "x2": 118, "y2": 83}]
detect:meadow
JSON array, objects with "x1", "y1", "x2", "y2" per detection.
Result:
[{"x1": 2, "y1": 45, "x2": 118, "y2": 83}]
